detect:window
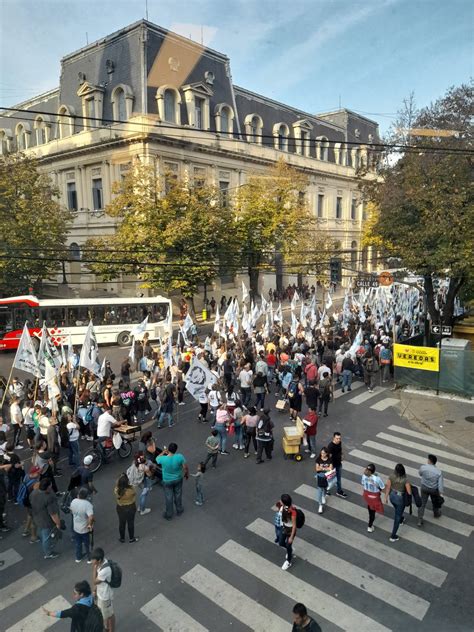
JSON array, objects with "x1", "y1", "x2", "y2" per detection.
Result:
[
  {"x1": 69, "y1": 242, "x2": 81, "y2": 260},
  {"x1": 338, "y1": 144, "x2": 346, "y2": 165},
  {"x1": 298, "y1": 191, "x2": 306, "y2": 205},
  {"x1": 16, "y1": 124, "x2": 26, "y2": 151},
  {"x1": 164, "y1": 90, "x2": 177, "y2": 123},
  {"x1": 195, "y1": 97, "x2": 204, "y2": 129},
  {"x1": 92, "y1": 178, "x2": 103, "y2": 210},
  {"x1": 35, "y1": 117, "x2": 47, "y2": 145},
  {"x1": 317, "y1": 137, "x2": 329, "y2": 161},
  {"x1": 86, "y1": 99, "x2": 95, "y2": 128},
  {"x1": 361, "y1": 246, "x2": 369, "y2": 270},
  {"x1": 0, "y1": 130, "x2": 9, "y2": 154},
  {"x1": 111, "y1": 84, "x2": 133, "y2": 122},
  {"x1": 42, "y1": 307, "x2": 67, "y2": 328},
  {"x1": 217, "y1": 105, "x2": 233, "y2": 135},
  {"x1": 300, "y1": 130, "x2": 309, "y2": 156},
  {"x1": 353, "y1": 148, "x2": 361, "y2": 170},
  {"x1": 351, "y1": 241, "x2": 358, "y2": 268},
  {"x1": 273, "y1": 123, "x2": 289, "y2": 151},
  {"x1": 57, "y1": 106, "x2": 74, "y2": 138},
  {"x1": 362, "y1": 202, "x2": 367, "y2": 220},
  {"x1": 336, "y1": 196, "x2": 343, "y2": 219},
  {"x1": 116, "y1": 88, "x2": 126, "y2": 121},
  {"x1": 163, "y1": 161, "x2": 179, "y2": 194},
  {"x1": 351, "y1": 198, "x2": 357, "y2": 220},
  {"x1": 219, "y1": 180, "x2": 229, "y2": 207},
  {"x1": 193, "y1": 166, "x2": 206, "y2": 188},
  {"x1": 245, "y1": 114, "x2": 263, "y2": 144},
  {"x1": 67, "y1": 182, "x2": 78, "y2": 211},
  {"x1": 13, "y1": 304, "x2": 39, "y2": 330},
  {"x1": 317, "y1": 194, "x2": 324, "y2": 218}
]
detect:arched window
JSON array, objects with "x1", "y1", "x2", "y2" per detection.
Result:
[
  {"x1": 352, "y1": 148, "x2": 361, "y2": 170},
  {"x1": 116, "y1": 88, "x2": 126, "y2": 121},
  {"x1": 57, "y1": 105, "x2": 74, "y2": 138},
  {"x1": 34, "y1": 117, "x2": 48, "y2": 145},
  {"x1": 215, "y1": 104, "x2": 234, "y2": 135},
  {"x1": 0, "y1": 130, "x2": 9, "y2": 154},
  {"x1": 16, "y1": 124, "x2": 26, "y2": 151},
  {"x1": 111, "y1": 84, "x2": 133, "y2": 122},
  {"x1": 350, "y1": 241, "x2": 358, "y2": 268},
  {"x1": 273, "y1": 123, "x2": 289, "y2": 151},
  {"x1": 317, "y1": 136, "x2": 329, "y2": 161},
  {"x1": 361, "y1": 246, "x2": 369, "y2": 270},
  {"x1": 338, "y1": 143, "x2": 346, "y2": 165},
  {"x1": 245, "y1": 114, "x2": 263, "y2": 144},
  {"x1": 164, "y1": 90, "x2": 177, "y2": 123},
  {"x1": 69, "y1": 243, "x2": 81, "y2": 260}
]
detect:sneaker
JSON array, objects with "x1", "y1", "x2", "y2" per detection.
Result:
[
  {"x1": 86, "y1": 436, "x2": 94, "y2": 441},
  {"x1": 304, "y1": 449, "x2": 311, "y2": 453},
  {"x1": 367, "y1": 526, "x2": 375, "y2": 533},
  {"x1": 44, "y1": 553, "x2": 60, "y2": 559},
  {"x1": 30, "y1": 538, "x2": 40, "y2": 543},
  {"x1": 232, "y1": 443, "x2": 238, "y2": 449},
  {"x1": 325, "y1": 490, "x2": 331, "y2": 496},
  {"x1": 336, "y1": 491, "x2": 348, "y2": 499},
  {"x1": 310, "y1": 453, "x2": 316, "y2": 459},
  {"x1": 417, "y1": 520, "x2": 424, "y2": 527},
  {"x1": 195, "y1": 501, "x2": 203, "y2": 506},
  {"x1": 0, "y1": 526, "x2": 11, "y2": 532},
  {"x1": 75, "y1": 558, "x2": 82, "y2": 563},
  {"x1": 87, "y1": 559, "x2": 92, "y2": 564},
  {"x1": 129, "y1": 537, "x2": 139, "y2": 543},
  {"x1": 389, "y1": 536, "x2": 400, "y2": 542},
  {"x1": 239, "y1": 446, "x2": 245, "y2": 450},
  {"x1": 244, "y1": 453, "x2": 250, "y2": 458},
  {"x1": 220, "y1": 451, "x2": 229, "y2": 455},
  {"x1": 14, "y1": 443, "x2": 24, "y2": 449},
  {"x1": 140, "y1": 508, "x2": 151, "y2": 516},
  {"x1": 118, "y1": 538, "x2": 125, "y2": 543},
  {"x1": 318, "y1": 505, "x2": 323, "y2": 514},
  {"x1": 22, "y1": 531, "x2": 29, "y2": 537},
  {"x1": 281, "y1": 560, "x2": 292, "y2": 571}
]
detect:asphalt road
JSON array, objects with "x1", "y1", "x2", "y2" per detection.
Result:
[{"x1": 1, "y1": 352, "x2": 473, "y2": 631}]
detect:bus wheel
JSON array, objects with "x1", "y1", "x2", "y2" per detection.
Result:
[{"x1": 117, "y1": 331, "x2": 131, "y2": 347}]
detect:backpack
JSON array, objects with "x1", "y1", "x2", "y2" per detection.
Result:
[
  {"x1": 83, "y1": 603, "x2": 104, "y2": 632},
  {"x1": 85, "y1": 405, "x2": 94, "y2": 424},
  {"x1": 126, "y1": 463, "x2": 144, "y2": 487},
  {"x1": 287, "y1": 381, "x2": 298, "y2": 399},
  {"x1": 104, "y1": 560, "x2": 122, "y2": 588},
  {"x1": 16, "y1": 477, "x2": 36, "y2": 506},
  {"x1": 295, "y1": 508, "x2": 305, "y2": 529},
  {"x1": 60, "y1": 489, "x2": 76, "y2": 514}
]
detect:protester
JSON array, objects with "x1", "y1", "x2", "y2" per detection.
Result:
[
  {"x1": 70, "y1": 487, "x2": 95, "y2": 562},
  {"x1": 361, "y1": 463, "x2": 385, "y2": 532},
  {"x1": 315, "y1": 447, "x2": 336, "y2": 514},
  {"x1": 29, "y1": 478, "x2": 62, "y2": 559},
  {"x1": 302, "y1": 408, "x2": 318, "y2": 458},
  {"x1": 327, "y1": 432, "x2": 348, "y2": 498},
  {"x1": 291, "y1": 603, "x2": 321, "y2": 632},
  {"x1": 156, "y1": 442, "x2": 189, "y2": 520},
  {"x1": 278, "y1": 493, "x2": 297, "y2": 571},
  {"x1": 384, "y1": 463, "x2": 412, "y2": 542},
  {"x1": 114, "y1": 472, "x2": 138, "y2": 543},
  {"x1": 203, "y1": 429, "x2": 220, "y2": 469},
  {"x1": 256, "y1": 409, "x2": 274, "y2": 464},
  {"x1": 418, "y1": 454, "x2": 444, "y2": 526},
  {"x1": 43, "y1": 579, "x2": 102, "y2": 631}
]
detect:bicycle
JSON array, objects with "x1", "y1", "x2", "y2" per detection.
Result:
[{"x1": 83, "y1": 431, "x2": 133, "y2": 473}]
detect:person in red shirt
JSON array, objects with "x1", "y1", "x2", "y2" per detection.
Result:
[
  {"x1": 303, "y1": 408, "x2": 318, "y2": 458},
  {"x1": 304, "y1": 359, "x2": 318, "y2": 385},
  {"x1": 266, "y1": 349, "x2": 277, "y2": 383}
]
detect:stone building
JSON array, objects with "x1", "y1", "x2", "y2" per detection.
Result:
[{"x1": 0, "y1": 19, "x2": 380, "y2": 297}]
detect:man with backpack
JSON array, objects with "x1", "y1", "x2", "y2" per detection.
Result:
[
  {"x1": 18, "y1": 464, "x2": 41, "y2": 542},
  {"x1": 278, "y1": 493, "x2": 304, "y2": 571},
  {"x1": 318, "y1": 373, "x2": 332, "y2": 417},
  {"x1": 43, "y1": 579, "x2": 104, "y2": 632},
  {"x1": 91, "y1": 547, "x2": 119, "y2": 632}
]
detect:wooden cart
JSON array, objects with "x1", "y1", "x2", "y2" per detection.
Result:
[{"x1": 282, "y1": 417, "x2": 305, "y2": 461}]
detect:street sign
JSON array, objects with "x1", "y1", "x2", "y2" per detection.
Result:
[
  {"x1": 356, "y1": 277, "x2": 379, "y2": 289},
  {"x1": 431, "y1": 324, "x2": 452, "y2": 336},
  {"x1": 379, "y1": 271, "x2": 394, "y2": 286}
]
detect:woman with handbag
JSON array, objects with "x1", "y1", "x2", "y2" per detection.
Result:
[
  {"x1": 114, "y1": 472, "x2": 138, "y2": 543},
  {"x1": 384, "y1": 463, "x2": 412, "y2": 542},
  {"x1": 315, "y1": 447, "x2": 336, "y2": 514}
]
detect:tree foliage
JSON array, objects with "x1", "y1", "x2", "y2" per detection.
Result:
[
  {"x1": 361, "y1": 84, "x2": 474, "y2": 324},
  {"x1": 0, "y1": 153, "x2": 72, "y2": 297}
]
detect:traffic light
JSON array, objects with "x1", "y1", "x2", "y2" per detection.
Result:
[{"x1": 330, "y1": 259, "x2": 341, "y2": 283}]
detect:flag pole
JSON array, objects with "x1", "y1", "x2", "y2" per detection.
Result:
[{"x1": 0, "y1": 365, "x2": 15, "y2": 408}]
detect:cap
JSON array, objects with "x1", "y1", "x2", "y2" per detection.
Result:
[{"x1": 83, "y1": 455, "x2": 94, "y2": 466}]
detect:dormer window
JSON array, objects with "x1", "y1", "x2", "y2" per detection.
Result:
[
  {"x1": 57, "y1": 105, "x2": 75, "y2": 138},
  {"x1": 245, "y1": 114, "x2": 263, "y2": 144},
  {"x1": 0, "y1": 129, "x2": 11, "y2": 154},
  {"x1": 77, "y1": 82, "x2": 105, "y2": 130},
  {"x1": 111, "y1": 84, "x2": 134, "y2": 121},
  {"x1": 34, "y1": 116, "x2": 51, "y2": 145},
  {"x1": 316, "y1": 136, "x2": 329, "y2": 161},
  {"x1": 156, "y1": 86, "x2": 182, "y2": 125},
  {"x1": 273, "y1": 123, "x2": 289, "y2": 151},
  {"x1": 215, "y1": 104, "x2": 234, "y2": 135},
  {"x1": 15, "y1": 123, "x2": 30, "y2": 151},
  {"x1": 293, "y1": 120, "x2": 313, "y2": 156},
  {"x1": 182, "y1": 82, "x2": 213, "y2": 130}
]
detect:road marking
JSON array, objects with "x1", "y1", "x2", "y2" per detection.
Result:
[
  {"x1": 140, "y1": 594, "x2": 208, "y2": 631},
  {"x1": 5, "y1": 596, "x2": 70, "y2": 632},
  {"x1": 247, "y1": 518, "x2": 430, "y2": 621},
  {"x1": 296, "y1": 484, "x2": 461, "y2": 559},
  {"x1": 333, "y1": 381, "x2": 364, "y2": 399},
  {"x1": 217, "y1": 539, "x2": 391, "y2": 632},
  {"x1": 344, "y1": 457, "x2": 474, "y2": 512},
  {"x1": 363, "y1": 440, "x2": 474, "y2": 481},
  {"x1": 0, "y1": 548, "x2": 22, "y2": 572},
  {"x1": 0, "y1": 570, "x2": 47, "y2": 612},
  {"x1": 182, "y1": 564, "x2": 289, "y2": 632},
  {"x1": 347, "y1": 389, "x2": 386, "y2": 405},
  {"x1": 370, "y1": 398, "x2": 399, "y2": 411},
  {"x1": 388, "y1": 425, "x2": 447, "y2": 445},
  {"x1": 376, "y1": 432, "x2": 474, "y2": 468},
  {"x1": 289, "y1": 494, "x2": 447, "y2": 587},
  {"x1": 338, "y1": 476, "x2": 473, "y2": 536}
]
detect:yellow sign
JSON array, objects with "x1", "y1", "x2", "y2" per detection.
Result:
[{"x1": 394, "y1": 344, "x2": 439, "y2": 372}]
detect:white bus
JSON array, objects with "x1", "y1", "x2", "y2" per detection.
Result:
[{"x1": 0, "y1": 295, "x2": 172, "y2": 350}]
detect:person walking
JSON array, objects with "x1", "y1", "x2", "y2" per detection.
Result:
[
  {"x1": 278, "y1": 493, "x2": 297, "y2": 571},
  {"x1": 318, "y1": 373, "x2": 332, "y2": 417},
  {"x1": 114, "y1": 472, "x2": 138, "y2": 543},
  {"x1": 384, "y1": 463, "x2": 411, "y2": 542},
  {"x1": 291, "y1": 603, "x2": 321, "y2": 632},
  {"x1": 253, "y1": 371, "x2": 268, "y2": 410},
  {"x1": 256, "y1": 409, "x2": 274, "y2": 464},
  {"x1": 156, "y1": 442, "x2": 189, "y2": 520},
  {"x1": 341, "y1": 353, "x2": 354, "y2": 393},
  {"x1": 418, "y1": 454, "x2": 444, "y2": 526},
  {"x1": 203, "y1": 429, "x2": 220, "y2": 469},
  {"x1": 238, "y1": 363, "x2": 253, "y2": 407},
  {"x1": 213, "y1": 403, "x2": 230, "y2": 455},
  {"x1": 242, "y1": 406, "x2": 259, "y2": 458},
  {"x1": 327, "y1": 432, "x2": 348, "y2": 498},
  {"x1": 362, "y1": 350, "x2": 379, "y2": 392},
  {"x1": 314, "y1": 447, "x2": 336, "y2": 513},
  {"x1": 9, "y1": 395, "x2": 24, "y2": 448},
  {"x1": 302, "y1": 408, "x2": 318, "y2": 458},
  {"x1": 67, "y1": 417, "x2": 81, "y2": 468},
  {"x1": 70, "y1": 487, "x2": 94, "y2": 563},
  {"x1": 361, "y1": 463, "x2": 385, "y2": 532},
  {"x1": 191, "y1": 461, "x2": 205, "y2": 506},
  {"x1": 91, "y1": 547, "x2": 115, "y2": 632},
  {"x1": 43, "y1": 579, "x2": 101, "y2": 631},
  {"x1": 29, "y1": 478, "x2": 62, "y2": 559}
]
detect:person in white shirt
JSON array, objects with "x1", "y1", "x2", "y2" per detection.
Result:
[
  {"x1": 92, "y1": 547, "x2": 115, "y2": 632},
  {"x1": 96, "y1": 407, "x2": 121, "y2": 459},
  {"x1": 21, "y1": 401, "x2": 36, "y2": 449},
  {"x1": 208, "y1": 385, "x2": 222, "y2": 419},
  {"x1": 198, "y1": 390, "x2": 209, "y2": 422},
  {"x1": 9, "y1": 377, "x2": 25, "y2": 404},
  {"x1": 317, "y1": 363, "x2": 331, "y2": 380},
  {"x1": 238, "y1": 364, "x2": 253, "y2": 407},
  {"x1": 9, "y1": 396, "x2": 23, "y2": 448},
  {"x1": 67, "y1": 418, "x2": 81, "y2": 467},
  {"x1": 70, "y1": 488, "x2": 94, "y2": 563}
]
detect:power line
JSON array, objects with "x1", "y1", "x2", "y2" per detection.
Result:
[{"x1": 1, "y1": 106, "x2": 472, "y2": 155}]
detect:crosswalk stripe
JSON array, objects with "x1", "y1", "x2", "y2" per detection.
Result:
[
  {"x1": 347, "y1": 389, "x2": 386, "y2": 405},
  {"x1": 287, "y1": 499, "x2": 447, "y2": 586},
  {"x1": 337, "y1": 476, "x2": 473, "y2": 536},
  {"x1": 343, "y1": 458, "x2": 474, "y2": 514},
  {"x1": 0, "y1": 570, "x2": 47, "y2": 612},
  {"x1": 333, "y1": 381, "x2": 364, "y2": 399},
  {"x1": 247, "y1": 518, "x2": 430, "y2": 621},
  {"x1": 370, "y1": 398, "x2": 399, "y2": 411},
  {"x1": 0, "y1": 548, "x2": 22, "y2": 572},
  {"x1": 363, "y1": 440, "x2": 474, "y2": 481},
  {"x1": 5, "y1": 596, "x2": 70, "y2": 632},
  {"x1": 217, "y1": 539, "x2": 391, "y2": 632},
  {"x1": 182, "y1": 564, "x2": 289, "y2": 632},
  {"x1": 296, "y1": 484, "x2": 461, "y2": 559},
  {"x1": 141, "y1": 594, "x2": 208, "y2": 631},
  {"x1": 388, "y1": 425, "x2": 447, "y2": 445},
  {"x1": 376, "y1": 432, "x2": 474, "y2": 467}
]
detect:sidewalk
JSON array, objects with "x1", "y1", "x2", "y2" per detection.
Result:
[{"x1": 397, "y1": 387, "x2": 474, "y2": 456}]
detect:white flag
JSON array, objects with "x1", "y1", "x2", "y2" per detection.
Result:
[
  {"x1": 129, "y1": 336, "x2": 135, "y2": 365},
  {"x1": 37, "y1": 324, "x2": 61, "y2": 377},
  {"x1": 213, "y1": 306, "x2": 221, "y2": 334},
  {"x1": 66, "y1": 334, "x2": 74, "y2": 371},
  {"x1": 325, "y1": 292, "x2": 333, "y2": 311},
  {"x1": 184, "y1": 359, "x2": 217, "y2": 400},
  {"x1": 274, "y1": 302, "x2": 283, "y2": 323},
  {"x1": 183, "y1": 313, "x2": 193, "y2": 333},
  {"x1": 79, "y1": 321, "x2": 101, "y2": 376},
  {"x1": 130, "y1": 315, "x2": 149, "y2": 338},
  {"x1": 99, "y1": 357, "x2": 106, "y2": 380},
  {"x1": 242, "y1": 281, "x2": 249, "y2": 303},
  {"x1": 44, "y1": 355, "x2": 60, "y2": 399},
  {"x1": 291, "y1": 312, "x2": 299, "y2": 337},
  {"x1": 290, "y1": 290, "x2": 300, "y2": 311},
  {"x1": 164, "y1": 336, "x2": 173, "y2": 368},
  {"x1": 60, "y1": 344, "x2": 67, "y2": 367},
  {"x1": 12, "y1": 323, "x2": 41, "y2": 378}
]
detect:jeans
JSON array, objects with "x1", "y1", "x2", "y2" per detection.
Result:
[
  {"x1": 163, "y1": 479, "x2": 183, "y2": 519},
  {"x1": 136, "y1": 409, "x2": 148, "y2": 424},
  {"x1": 158, "y1": 411, "x2": 173, "y2": 427},
  {"x1": 382, "y1": 363, "x2": 391, "y2": 381},
  {"x1": 278, "y1": 529, "x2": 293, "y2": 563},
  {"x1": 318, "y1": 396, "x2": 330, "y2": 415},
  {"x1": 335, "y1": 464, "x2": 343, "y2": 493},
  {"x1": 233, "y1": 424, "x2": 244, "y2": 448},
  {"x1": 255, "y1": 392, "x2": 266, "y2": 409},
  {"x1": 240, "y1": 387, "x2": 251, "y2": 407},
  {"x1": 68, "y1": 440, "x2": 80, "y2": 467},
  {"x1": 418, "y1": 486, "x2": 442, "y2": 519},
  {"x1": 203, "y1": 451, "x2": 218, "y2": 468},
  {"x1": 73, "y1": 531, "x2": 90, "y2": 561},
  {"x1": 139, "y1": 478, "x2": 152, "y2": 512},
  {"x1": 97, "y1": 436, "x2": 109, "y2": 461},
  {"x1": 195, "y1": 481, "x2": 204, "y2": 504},
  {"x1": 116, "y1": 503, "x2": 136, "y2": 540},
  {"x1": 214, "y1": 425, "x2": 227, "y2": 452},
  {"x1": 316, "y1": 476, "x2": 336, "y2": 504},
  {"x1": 389, "y1": 491, "x2": 405, "y2": 537},
  {"x1": 39, "y1": 527, "x2": 54, "y2": 556},
  {"x1": 24, "y1": 510, "x2": 37, "y2": 540},
  {"x1": 256, "y1": 439, "x2": 273, "y2": 462},
  {"x1": 341, "y1": 370, "x2": 353, "y2": 391},
  {"x1": 307, "y1": 434, "x2": 316, "y2": 455}
]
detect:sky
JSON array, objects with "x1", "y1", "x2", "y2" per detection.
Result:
[{"x1": 0, "y1": 0, "x2": 472, "y2": 134}]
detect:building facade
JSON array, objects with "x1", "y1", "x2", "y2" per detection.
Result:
[{"x1": 0, "y1": 20, "x2": 380, "y2": 297}]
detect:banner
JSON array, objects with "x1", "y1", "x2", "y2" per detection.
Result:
[
  {"x1": 394, "y1": 343, "x2": 440, "y2": 372},
  {"x1": 130, "y1": 315, "x2": 149, "y2": 338},
  {"x1": 184, "y1": 359, "x2": 217, "y2": 400},
  {"x1": 79, "y1": 321, "x2": 102, "y2": 376},
  {"x1": 12, "y1": 323, "x2": 41, "y2": 378}
]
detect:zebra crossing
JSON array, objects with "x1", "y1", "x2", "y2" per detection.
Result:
[
  {"x1": 1, "y1": 425, "x2": 473, "y2": 631},
  {"x1": 333, "y1": 380, "x2": 400, "y2": 413}
]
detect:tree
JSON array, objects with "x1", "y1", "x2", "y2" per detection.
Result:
[
  {"x1": 0, "y1": 153, "x2": 72, "y2": 296},
  {"x1": 233, "y1": 159, "x2": 327, "y2": 296},
  {"x1": 360, "y1": 84, "x2": 474, "y2": 325},
  {"x1": 86, "y1": 163, "x2": 233, "y2": 308}
]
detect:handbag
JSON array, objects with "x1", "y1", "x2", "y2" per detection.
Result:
[
  {"x1": 316, "y1": 473, "x2": 328, "y2": 488},
  {"x1": 325, "y1": 469, "x2": 336, "y2": 481},
  {"x1": 275, "y1": 399, "x2": 287, "y2": 410}
]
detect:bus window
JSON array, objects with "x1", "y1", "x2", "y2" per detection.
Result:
[
  {"x1": 66, "y1": 305, "x2": 89, "y2": 326},
  {"x1": 0, "y1": 306, "x2": 14, "y2": 335},
  {"x1": 14, "y1": 305, "x2": 39, "y2": 330},
  {"x1": 42, "y1": 307, "x2": 67, "y2": 328},
  {"x1": 87, "y1": 305, "x2": 105, "y2": 323},
  {"x1": 150, "y1": 303, "x2": 168, "y2": 322}
]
